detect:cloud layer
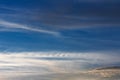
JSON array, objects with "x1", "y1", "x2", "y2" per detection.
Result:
[
  {"x1": 0, "y1": 51, "x2": 119, "y2": 72},
  {"x1": 0, "y1": 51, "x2": 119, "y2": 80}
]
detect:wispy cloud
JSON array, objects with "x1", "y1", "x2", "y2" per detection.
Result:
[
  {"x1": 18, "y1": 0, "x2": 120, "y2": 30},
  {"x1": 0, "y1": 1, "x2": 120, "y2": 30},
  {"x1": 0, "y1": 20, "x2": 60, "y2": 36}
]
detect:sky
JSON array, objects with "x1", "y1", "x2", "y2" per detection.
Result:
[
  {"x1": 0, "y1": 0, "x2": 120, "y2": 52},
  {"x1": 0, "y1": 0, "x2": 120, "y2": 80}
]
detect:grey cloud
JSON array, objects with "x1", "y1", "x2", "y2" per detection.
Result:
[{"x1": 2, "y1": 70, "x2": 120, "y2": 80}]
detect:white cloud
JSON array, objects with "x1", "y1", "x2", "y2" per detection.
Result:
[
  {"x1": 0, "y1": 51, "x2": 119, "y2": 72},
  {"x1": 0, "y1": 51, "x2": 119, "y2": 80},
  {"x1": 0, "y1": 20, "x2": 60, "y2": 36}
]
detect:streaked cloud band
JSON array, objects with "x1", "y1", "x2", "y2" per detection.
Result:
[
  {"x1": 0, "y1": 52, "x2": 119, "y2": 71},
  {"x1": 0, "y1": 20, "x2": 60, "y2": 36}
]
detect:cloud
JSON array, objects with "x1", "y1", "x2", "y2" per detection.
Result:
[
  {"x1": 18, "y1": 0, "x2": 120, "y2": 30},
  {"x1": 0, "y1": 51, "x2": 119, "y2": 80},
  {"x1": 0, "y1": 51, "x2": 119, "y2": 72},
  {"x1": 0, "y1": 0, "x2": 120, "y2": 30},
  {"x1": 0, "y1": 20, "x2": 60, "y2": 36}
]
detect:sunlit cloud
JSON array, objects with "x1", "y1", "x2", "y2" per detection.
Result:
[
  {"x1": 0, "y1": 51, "x2": 119, "y2": 73},
  {"x1": 0, "y1": 51, "x2": 119, "y2": 80}
]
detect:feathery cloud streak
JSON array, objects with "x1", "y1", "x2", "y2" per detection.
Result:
[
  {"x1": 0, "y1": 20, "x2": 59, "y2": 36},
  {"x1": 0, "y1": 0, "x2": 120, "y2": 30}
]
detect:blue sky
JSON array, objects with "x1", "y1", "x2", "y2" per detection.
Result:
[
  {"x1": 0, "y1": 0, "x2": 120, "y2": 80},
  {"x1": 0, "y1": 0, "x2": 120, "y2": 52}
]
